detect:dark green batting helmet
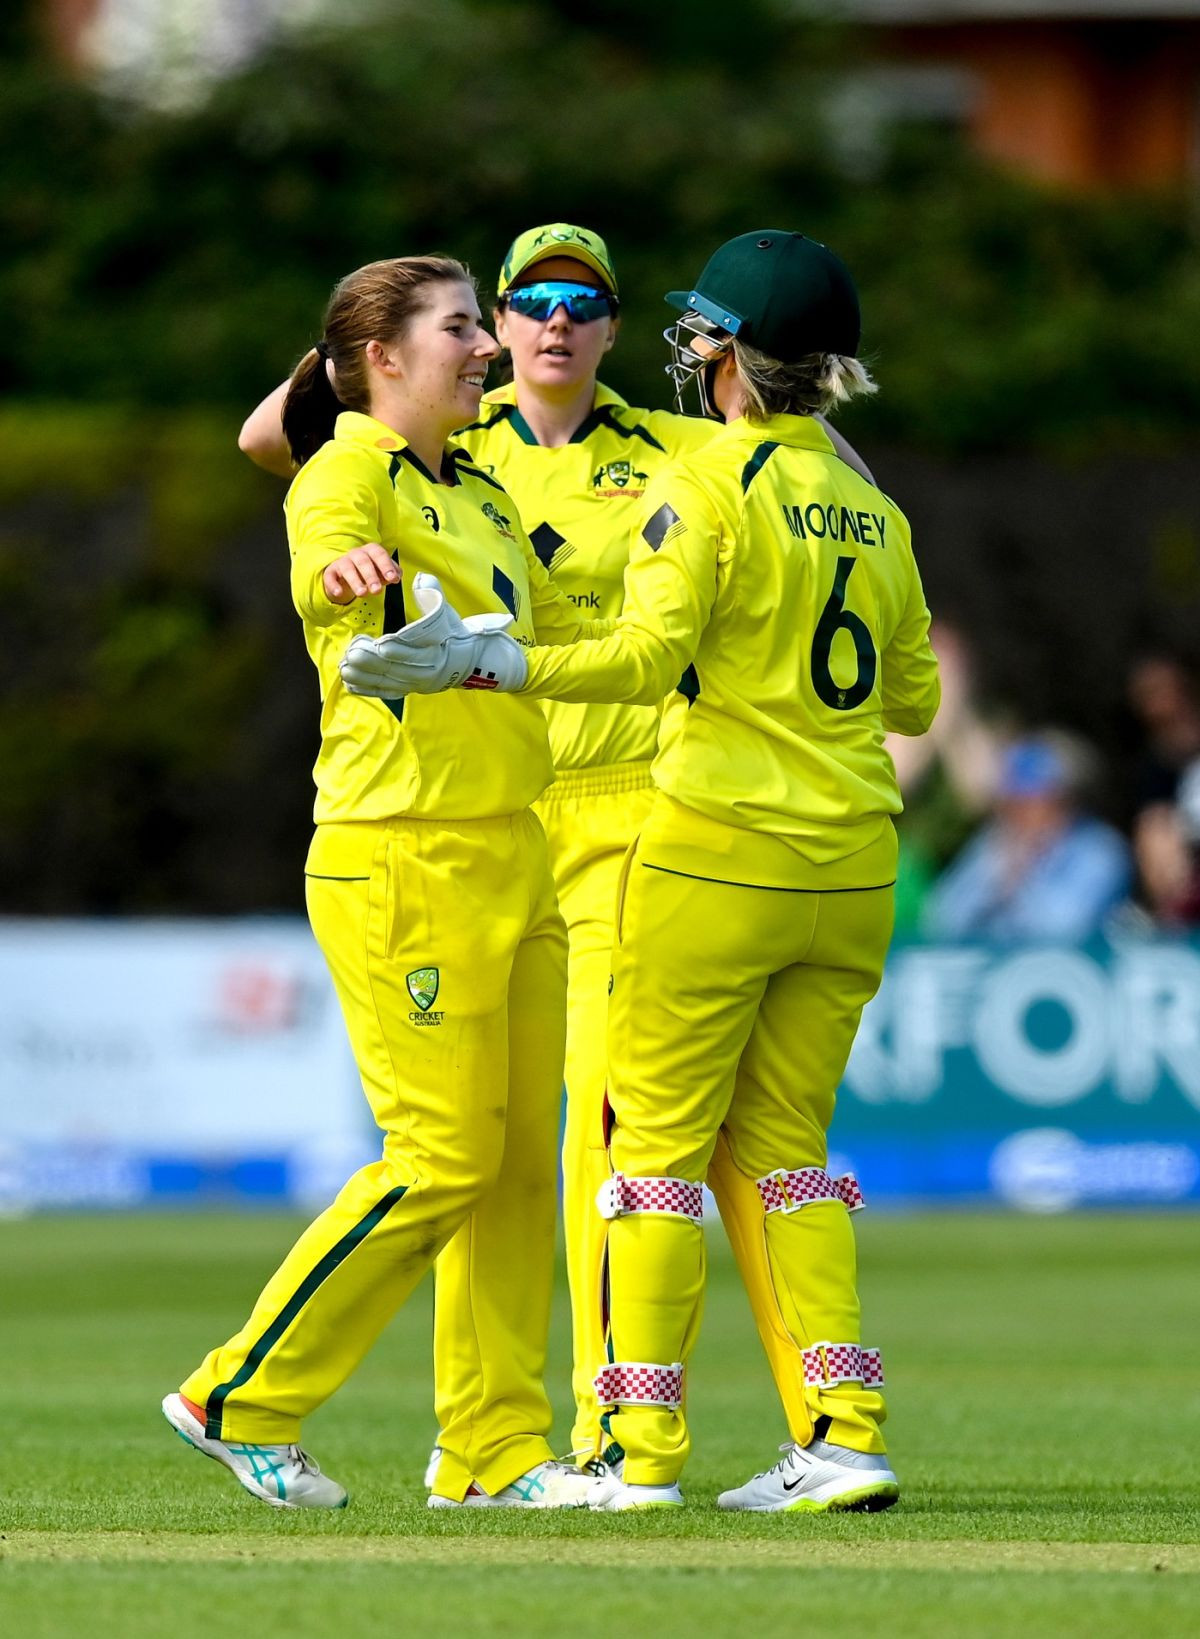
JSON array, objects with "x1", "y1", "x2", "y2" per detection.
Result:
[{"x1": 666, "y1": 230, "x2": 861, "y2": 361}]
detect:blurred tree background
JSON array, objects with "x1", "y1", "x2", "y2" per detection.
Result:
[{"x1": 2, "y1": 0, "x2": 1199, "y2": 911}]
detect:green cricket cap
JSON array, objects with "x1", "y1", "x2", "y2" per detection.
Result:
[
  {"x1": 666, "y1": 230, "x2": 860, "y2": 360},
  {"x1": 497, "y1": 222, "x2": 618, "y2": 298}
]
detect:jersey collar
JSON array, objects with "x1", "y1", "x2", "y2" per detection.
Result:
[
  {"x1": 471, "y1": 382, "x2": 631, "y2": 447},
  {"x1": 334, "y1": 411, "x2": 464, "y2": 484},
  {"x1": 724, "y1": 413, "x2": 835, "y2": 455}
]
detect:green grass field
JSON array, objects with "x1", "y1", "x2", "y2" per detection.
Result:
[{"x1": 2, "y1": 1211, "x2": 1197, "y2": 1637}]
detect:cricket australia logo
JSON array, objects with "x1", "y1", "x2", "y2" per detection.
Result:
[
  {"x1": 592, "y1": 459, "x2": 649, "y2": 498},
  {"x1": 481, "y1": 501, "x2": 516, "y2": 540},
  {"x1": 406, "y1": 967, "x2": 444, "y2": 1026}
]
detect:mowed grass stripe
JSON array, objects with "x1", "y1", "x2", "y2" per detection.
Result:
[{"x1": 3, "y1": 1531, "x2": 1197, "y2": 1573}]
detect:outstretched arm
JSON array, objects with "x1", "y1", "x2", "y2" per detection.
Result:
[{"x1": 519, "y1": 476, "x2": 720, "y2": 706}]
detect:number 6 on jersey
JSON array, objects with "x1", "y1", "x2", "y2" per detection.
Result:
[{"x1": 810, "y1": 556, "x2": 878, "y2": 711}]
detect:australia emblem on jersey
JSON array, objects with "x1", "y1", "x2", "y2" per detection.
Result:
[
  {"x1": 406, "y1": 967, "x2": 440, "y2": 1012},
  {"x1": 592, "y1": 459, "x2": 649, "y2": 498},
  {"x1": 481, "y1": 501, "x2": 516, "y2": 541}
]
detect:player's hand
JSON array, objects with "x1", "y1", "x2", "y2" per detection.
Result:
[
  {"x1": 339, "y1": 572, "x2": 528, "y2": 698},
  {"x1": 322, "y1": 544, "x2": 401, "y2": 605}
]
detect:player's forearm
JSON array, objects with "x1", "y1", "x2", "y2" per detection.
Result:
[
  {"x1": 290, "y1": 545, "x2": 363, "y2": 626},
  {"x1": 239, "y1": 380, "x2": 295, "y2": 478},
  {"x1": 520, "y1": 621, "x2": 684, "y2": 706}
]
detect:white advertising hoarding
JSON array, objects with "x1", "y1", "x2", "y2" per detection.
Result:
[{"x1": 0, "y1": 919, "x2": 370, "y2": 1209}]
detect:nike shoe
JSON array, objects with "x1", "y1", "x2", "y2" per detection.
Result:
[
  {"x1": 717, "y1": 1439, "x2": 899, "y2": 1513},
  {"x1": 162, "y1": 1392, "x2": 348, "y2": 1510},
  {"x1": 423, "y1": 1444, "x2": 442, "y2": 1488},
  {"x1": 588, "y1": 1478, "x2": 684, "y2": 1511},
  {"x1": 426, "y1": 1458, "x2": 600, "y2": 1509}
]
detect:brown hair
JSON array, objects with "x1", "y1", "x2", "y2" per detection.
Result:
[{"x1": 282, "y1": 255, "x2": 473, "y2": 464}]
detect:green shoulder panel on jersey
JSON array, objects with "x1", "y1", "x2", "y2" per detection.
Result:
[
  {"x1": 740, "y1": 441, "x2": 781, "y2": 493},
  {"x1": 582, "y1": 404, "x2": 667, "y2": 452}
]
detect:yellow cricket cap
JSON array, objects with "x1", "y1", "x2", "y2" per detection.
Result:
[{"x1": 497, "y1": 223, "x2": 618, "y2": 298}]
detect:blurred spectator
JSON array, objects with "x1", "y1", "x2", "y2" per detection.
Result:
[
  {"x1": 888, "y1": 620, "x2": 1007, "y2": 932},
  {"x1": 1126, "y1": 655, "x2": 1200, "y2": 923},
  {"x1": 923, "y1": 733, "x2": 1131, "y2": 942},
  {"x1": 1150, "y1": 756, "x2": 1200, "y2": 926}
]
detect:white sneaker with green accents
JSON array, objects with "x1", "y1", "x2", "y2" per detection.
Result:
[
  {"x1": 162, "y1": 1393, "x2": 348, "y2": 1510},
  {"x1": 426, "y1": 1458, "x2": 600, "y2": 1509},
  {"x1": 589, "y1": 1478, "x2": 684, "y2": 1511},
  {"x1": 718, "y1": 1439, "x2": 899, "y2": 1513}
]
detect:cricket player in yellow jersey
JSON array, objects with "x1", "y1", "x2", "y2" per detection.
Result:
[
  {"x1": 453, "y1": 223, "x2": 880, "y2": 1476},
  {"x1": 162, "y1": 254, "x2": 612, "y2": 1511},
  {"x1": 345, "y1": 230, "x2": 939, "y2": 1511}
]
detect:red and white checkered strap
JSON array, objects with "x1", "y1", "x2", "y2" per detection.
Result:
[
  {"x1": 593, "y1": 1361, "x2": 684, "y2": 1409},
  {"x1": 756, "y1": 1167, "x2": 864, "y2": 1215},
  {"x1": 801, "y1": 1342, "x2": 885, "y2": 1388},
  {"x1": 596, "y1": 1172, "x2": 704, "y2": 1223}
]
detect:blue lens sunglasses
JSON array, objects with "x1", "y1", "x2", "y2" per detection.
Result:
[{"x1": 504, "y1": 281, "x2": 618, "y2": 323}]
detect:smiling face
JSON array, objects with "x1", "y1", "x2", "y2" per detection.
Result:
[
  {"x1": 495, "y1": 255, "x2": 619, "y2": 395},
  {"x1": 364, "y1": 278, "x2": 499, "y2": 438}
]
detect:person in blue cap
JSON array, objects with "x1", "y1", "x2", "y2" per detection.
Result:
[{"x1": 924, "y1": 732, "x2": 1132, "y2": 941}]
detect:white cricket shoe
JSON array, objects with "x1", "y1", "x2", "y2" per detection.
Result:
[
  {"x1": 162, "y1": 1393, "x2": 348, "y2": 1510},
  {"x1": 423, "y1": 1443, "x2": 442, "y2": 1488},
  {"x1": 426, "y1": 1458, "x2": 601, "y2": 1510},
  {"x1": 589, "y1": 1478, "x2": 684, "y2": 1511},
  {"x1": 718, "y1": 1439, "x2": 899, "y2": 1513}
]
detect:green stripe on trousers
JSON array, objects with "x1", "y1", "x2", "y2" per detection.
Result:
[{"x1": 205, "y1": 1183, "x2": 408, "y2": 1439}]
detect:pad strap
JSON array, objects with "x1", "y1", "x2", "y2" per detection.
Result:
[
  {"x1": 757, "y1": 1167, "x2": 864, "y2": 1215},
  {"x1": 801, "y1": 1341, "x2": 884, "y2": 1388},
  {"x1": 594, "y1": 1361, "x2": 684, "y2": 1409},
  {"x1": 596, "y1": 1172, "x2": 704, "y2": 1223}
]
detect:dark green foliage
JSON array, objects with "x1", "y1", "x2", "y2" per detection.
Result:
[
  {"x1": 0, "y1": 1, "x2": 1197, "y2": 453},
  {"x1": 0, "y1": 409, "x2": 317, "y2": 912},
  {"x1": 2, "y1": 3, "x2": 1199, "y2": 911}
]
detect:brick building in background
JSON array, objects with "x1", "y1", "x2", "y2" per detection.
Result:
[{"x1": 836, "y1": 1, "x2": 1200, "y2": 189}]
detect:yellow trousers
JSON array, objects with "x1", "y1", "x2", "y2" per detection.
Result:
[
  {"x1": 534, "y1": 763, "x2": 655, "y2": 1457},
  {"x1": 181, "y1": 811, "x2": 566, "y2": 1500},
  {"x1": 603, "y1": 849, "x2": 894, "y2": 1486},
  {"x1": 524, "y1": 764, "x2": 826, "y2": 1462}
]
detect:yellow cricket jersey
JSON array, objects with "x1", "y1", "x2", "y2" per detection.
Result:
[
  {"x1": 285, "y1": 410, "x2": 599, "y2": 828},
  {"x1": 456, "y1": 383, "x2": 716, "y2": 771},
  {"x1": 520, "y1": 413, "x2": 940, "y2": 889}
]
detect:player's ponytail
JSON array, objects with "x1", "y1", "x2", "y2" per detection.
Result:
[
  {"x1": 282, "y1": 255, "x2": 474, "y2": 465},
  {"x1": 732, "y1": 341, "x2": 877, "y2": 423},
  {"x1": 282, "y1": 344, "x2": 346, "y2": 466}
]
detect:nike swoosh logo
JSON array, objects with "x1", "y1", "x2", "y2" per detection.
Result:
[{"x1": 782, "y1": 1476, "x2": 804, "y2": 1491}]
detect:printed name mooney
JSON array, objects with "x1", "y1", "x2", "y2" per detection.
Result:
[{"x1": 781, "y1": 503, "x2": 887, "y2": 547}]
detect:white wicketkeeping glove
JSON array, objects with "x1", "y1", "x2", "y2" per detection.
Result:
[{"x1": 339, "y1": 572, "x2": 528, "y2": 698}]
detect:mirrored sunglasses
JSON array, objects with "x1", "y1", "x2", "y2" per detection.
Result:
[{"x1": 504, "y1": 282, "x2": 617, "y2": 323}]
